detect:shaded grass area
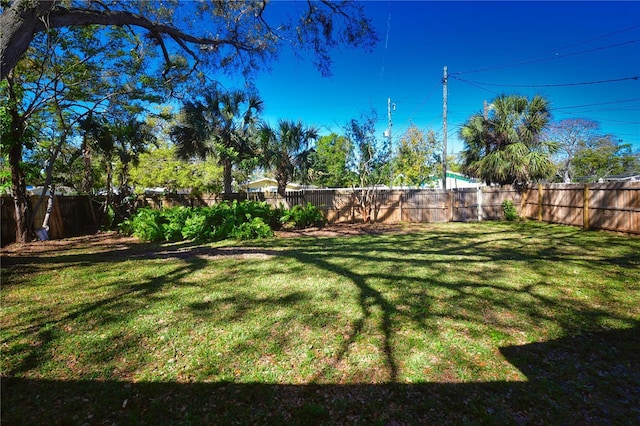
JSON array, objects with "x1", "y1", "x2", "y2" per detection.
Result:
[{"x1": 2, "y1": 222, "x2": 639, "y2": 424}]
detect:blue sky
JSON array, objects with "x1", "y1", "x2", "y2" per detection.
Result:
[{"x1": 221, "y1": 1, "x2": 640, "y2": 155}]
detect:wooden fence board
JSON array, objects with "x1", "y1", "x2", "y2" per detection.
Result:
[
  {"x1": 452, "y1": 189, "x2": 479, "y2": 222},
  {"x1": 402, "y1": 190, "x2": 449, "y2": 223},
  {"x1": 540, "y1": 185, "x2": 584, "y2": 227},
  {"x1": 588, "y1": 183, "x2": 640, "y2": 234}
]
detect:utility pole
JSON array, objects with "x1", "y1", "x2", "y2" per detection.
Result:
[
  {"x1": 386, "y1": 97, "x2": 395, "y2": 187},
  {"x1": 442, "y1": 66, "x2": 448, "y2": 190}
]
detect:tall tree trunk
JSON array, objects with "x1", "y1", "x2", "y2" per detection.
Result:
[
  {"x1": 563, "y1": 158, "x2": 572, "y2": 183},
  {"x1": 82, "y1": 134, "x2": 93, "y2": 193},
  {"x1": 104, "y1": 154, "x2": 113, "y2": 220},
  {"x1": 275, "y1": 167, "x2": 288, "y2": 197},
  {"x1": 41, "y1": 184, "x2": 55, "y2": 236},
  {"x1": 119, "y1": 160, "x2": 130, "y2": 196},
  {"x1": 222, "y1": 158, "x2": 233, "y2": 194},
  {"x1": 9, "y1": 140, "x2": 32, "y2": 243},
  {"x1": 6, "y1": 71, "x2": 33, "y2": 243}
]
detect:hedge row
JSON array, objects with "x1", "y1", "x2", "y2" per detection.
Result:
[{"x1": 120, "y1": 200, "x2": 325, "y2": 242}]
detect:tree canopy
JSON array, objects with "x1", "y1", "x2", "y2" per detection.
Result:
[
  {"x1": 1, "y1": 0, "x2": 378, "y2": 82},
  {"x1": 170, "y1": 86, "x2": 263, "y2": 193},
  {"x1": 460, "y1": 94, "x2": 557, "y2": 185},
  {"x1": 393, "y1": 124, "x2": 441, "y2": 187},
  {"x1": 309, "y1": 133, "x2": 355, "y2": 188},
  {"x1": 258, "y1": 119, "x2": 318, "y2": 196},
  {"x1": 571, "y1": 136, "x2": 640, "y2": 182}
]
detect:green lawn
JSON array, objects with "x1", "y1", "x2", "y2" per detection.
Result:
[{"x1": 2, "y1": 221, "x2": 639, "y2": 424}]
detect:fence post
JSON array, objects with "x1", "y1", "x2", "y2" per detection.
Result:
[
  {"x1": 520, "y1": 186, "x2": 529, "y2": 218},
  {"x1": 477, "y1": 187, "x2": 483, "y2": 221},
  {"x1": 583, "y1": 184, "x2": 590, "y2": 230},
  {"x1": 537, "y1": 184, "x2": 543, "y2": 222}
]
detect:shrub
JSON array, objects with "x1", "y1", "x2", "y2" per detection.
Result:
[
  {"x1": 162, "y1": 207, "x2": 193, "y2": 242},
  {"x1": 181, "y1": 201, "x2": 279, "y2": 242},
  {"x1": 281, "y1": 203, "x2": 326, "y2": 229},
  {"x1": 240, "y1": 200, "x2": 281, "y2": 230},
  {"x1": 502, "y1": 200, "x2": 518, "y2": 221},
  {"x1": 128, "y1": 208, "x2": 164, "y2": 242},
  {"x1": 231, "y1": 217, "x2": 273, "y2": 240},
  {"x1": 181, "y1": 206, "x2": 226, "y2": 241},
  {"x1": 121, "y1": 201, "x2": 324, "y2": 243}
]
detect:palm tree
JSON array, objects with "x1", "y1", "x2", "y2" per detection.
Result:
[
  {"x1": 258, "y1": 120, "x2": 318, "y2": 196},
  {"x1": 110, "y1": 118, "x2": 156, "y2": 198},
  {"x1": 170, "y1": 87, "x2": 263, "y2": 193},
  {"x1": 460, "y1": 94, "x2": 557, "y2": 185}
]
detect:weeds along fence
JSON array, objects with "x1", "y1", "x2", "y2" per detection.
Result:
[{"x1": 1, "y1": 182, "x2": 638, "y2": 245}]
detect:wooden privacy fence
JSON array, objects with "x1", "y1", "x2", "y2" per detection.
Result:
[
  {"x1": 247, "y1": 183, "x2": 639, "y2": 234},
  {"x1": 1, "y1": 182, "x2": 638, "y2": 245},
  {"x1": 1, "y1": 195, "x2": 103, "y2": 246}
]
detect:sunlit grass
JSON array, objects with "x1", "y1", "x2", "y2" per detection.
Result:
[{"x1": 2, "y1": 221, "x2": 639, "y2": 423}]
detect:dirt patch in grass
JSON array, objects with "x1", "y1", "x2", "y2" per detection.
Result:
[
  {"x1": 1, "y1": 223, "x2": 420, "y2": 257},
  {"x1": 0, "y1": 231, "x2": 139, "y2": 257}
]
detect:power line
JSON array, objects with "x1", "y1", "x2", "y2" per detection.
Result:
[
  {"x1": 452, "y1": 76, "x2": 501, "y2": 95},
  {"x1": 451, "y1": 75, "x2": 639, "y2": 88},
  {"x1": 406, "y1": 79, "x2": 441, "y2": 123},
  {"x1": 455, "y1": 40, "x2": 639, "y2": 75},
  {"x1": 560, "y1": 111, "x2": 640, "y2": 125},
  {"x1": 454, "y1": 25, "x2": 640, "y2": 75},
  {"x1": 554, "y1": 98, "x2": 640, "y2": 110}
]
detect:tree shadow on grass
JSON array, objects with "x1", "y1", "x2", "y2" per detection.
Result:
[
  {"x1": 3, "y1": 224, "x2": 640, "y2": 424},
  {"x1": 3, "y1": 326, "x2": 638, "y2": 425}
]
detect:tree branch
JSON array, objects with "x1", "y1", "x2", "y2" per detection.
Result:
[
  {"x1": 1, "y1": 3, "x2": 257, "y2": 81},
  {"x1": 44, "y1": 8, "x2": 256, "y2": 51}
]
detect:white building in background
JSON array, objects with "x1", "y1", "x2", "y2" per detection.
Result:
[
  {"x1": 438, "y1": 171, "x2": 482, "y2": 189},
  {"x1": 240, "y1": 178, "x2": 309, "y2": 193}
]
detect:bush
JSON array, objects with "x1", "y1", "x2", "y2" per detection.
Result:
[
  {"x1": 231, "y1": 217, "x2": 273, "y2": 240},
  {"x1": 281, "y1": 203, "x2": 326, "y2": 229},
  {"x1": 240, "y1": 200, "x2": 281, "y2": 230},
  {"x1": 502, "y1": 200, "x2": 518, "y2": 221},
  {"x1": 162, "y1": 207, "x2": 193, "y2": 242},
  {"x1": 181, "y1": 206, "x2": 228, "y2": 242},
  {"x1": 126, "y1": 208, "x2": 165, "y2": 242},
  {"x1": 121, "y1": 201, "x2": 325, "y2": 243}
]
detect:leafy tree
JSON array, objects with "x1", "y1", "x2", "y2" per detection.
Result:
[
  {"x1": 129, "y1": 141, "x2": 223, "y2": 194},
  {"x1": 0, "y1": 25, "x2": 116, "y2": 241},
  {"x1": 344, "y1": 110, "x2": 389, "y2": 222},
  {"x1": 170, "y1": 86, "x2": 263, "y2": 194},
  {"x1": 446, "y1": 153, "x2": 462, "y2": 173},
  {"x1": 392, "y1": 124, "x2": 441, "y2": 187},
  {"x1": 0, "y1": 76, "x2": 37, "y2": 242},
  {"x1": 572, "y1": 136, "x2": 640, "y2": 182},
  {"x1": 258, "y1": 120, "x2": 318, "y2": 197},
  {"x1": 544, "y1": 118, "x2": 601, "y2": 183},
  {"x1": 111, "y1": 119, "x2": 156, "y2": 194},
  {"x1": 310, "y1": 133, "x2": 355, "y2": 188},
  {"x1": 460, "y1": 94, "x2": 557, "y2": 185},
  {"x1": 346, "y1": 110, "x2": 390, "y2": 188}
]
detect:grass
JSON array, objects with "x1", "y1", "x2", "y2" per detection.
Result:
[{"x1": 2, "y1": 221, "x2": 639, "y2": 424}]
